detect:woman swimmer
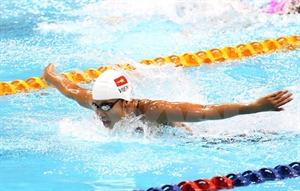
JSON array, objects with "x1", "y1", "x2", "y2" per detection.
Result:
[
  {"x1": 43, "y1": 64, "x2": 293, "y2": 131},
  {"x1": 262, "y1": 0, "x2": 300, "y2": 14}
]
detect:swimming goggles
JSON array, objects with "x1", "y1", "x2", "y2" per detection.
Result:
[{"x1": 92, "y1": 99, "x2": 121, "y2": 111}]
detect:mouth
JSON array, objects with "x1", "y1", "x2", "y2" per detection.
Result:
[{"x1": 101, "y1": 118, "x2": 111, "y2": 128}]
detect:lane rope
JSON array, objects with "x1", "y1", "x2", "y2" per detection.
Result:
[
  {"x1": 140, "y1": 35, "x2": 299, "y2": 67},
  {"x1": 1, "y1": 35, "x2": 299, "y2": 96},
  {"x1": 135, "y1": 161, "x2": 300, "y2": 191}
]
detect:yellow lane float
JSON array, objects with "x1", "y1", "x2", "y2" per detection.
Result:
[{"x1": 1, "y1": 35, "x2": 299, "y2": 96}]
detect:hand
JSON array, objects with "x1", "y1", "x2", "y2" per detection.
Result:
[
  {"x1": 253, "y1": 90, "x2": 293, "y2": 112},
  {"x1": 43, "y1": 63, "x2": 55, "y2": 81}
]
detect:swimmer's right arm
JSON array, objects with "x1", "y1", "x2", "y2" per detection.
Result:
[{"x1": 43, "y1": 64, "x2": 93, "y2": 109}]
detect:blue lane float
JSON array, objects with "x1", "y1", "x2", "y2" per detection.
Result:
[{"x1": 135, "y1": 161, "x2": 300, "y2": 191}]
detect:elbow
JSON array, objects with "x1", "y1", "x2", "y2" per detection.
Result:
[
  {"x1": 64, "y1": 88, "x2": 80, "y2": 100},
  {"x1": 55, "y1": 86, "x2": 78, "y2": 101}
]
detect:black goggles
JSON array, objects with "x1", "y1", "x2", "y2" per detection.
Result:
[{"x1": 92, "y1": 99, "x2": 121, "y2": 111}]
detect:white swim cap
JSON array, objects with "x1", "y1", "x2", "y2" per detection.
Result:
[{"x1": 92, "y1": 70, "x2": 132, "y2": 101}]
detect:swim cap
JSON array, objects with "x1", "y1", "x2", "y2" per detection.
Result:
[{"x1": 92, "y1": 70, "x2": 132, "y2": 101}]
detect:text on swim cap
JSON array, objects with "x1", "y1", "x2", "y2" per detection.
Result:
[{"x1": 118, "y1": 85, "x2": 129, "y2": 93}]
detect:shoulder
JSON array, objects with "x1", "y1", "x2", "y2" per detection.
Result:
[
  {"x1": 137, "y1": 99, "x2": 167, "y2": 109},
  {"x1": 137, "y1": 99, "x2": 181, "y2": 117},
  {"x1": 125, "y1": 99, "x2": 163, "y2": 114},
  {"x1": 138, "y1": 99, "x2": 194, "y2": 109}
]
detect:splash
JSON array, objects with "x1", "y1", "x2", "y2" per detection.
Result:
[{"x1": 35, "y1": 0, "x2": 254, "y2": 34}]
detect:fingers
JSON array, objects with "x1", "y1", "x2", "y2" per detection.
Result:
[
  {"x1": 276, "y1": 92, "x2": 293, "y2": 106},
  {"x1": 271, "y1": 90, "x2": 293, "y2": 110},
  {"x1": 48, "y1": 63, "x2": 54, "y2": 69},
  {"x1": 271, "y1": 89, "x2": 288, "y2": 98},
  {"x1": 45, "y1": 63, "x2": 55, "y2": 73}
]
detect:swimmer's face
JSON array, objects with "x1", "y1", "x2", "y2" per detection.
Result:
[{"x1": 92, "y1": 99, "x2": 125, "y2": 129}]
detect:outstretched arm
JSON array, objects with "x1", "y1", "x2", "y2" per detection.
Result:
[
  {"x1": 43, "y1": 64, "x2": 93, "y2": 110},
  {"x1": 141, "y1": 90, "x2": 293, "y2": 123}
]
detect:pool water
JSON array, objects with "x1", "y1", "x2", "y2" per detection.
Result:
[{"x1": 0, "y1": 0, "x2": 299, "y2": 191}]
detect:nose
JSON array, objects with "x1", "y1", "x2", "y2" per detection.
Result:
[{"x1": 95, "y1": 109, "x2": 106, "y2": 116}]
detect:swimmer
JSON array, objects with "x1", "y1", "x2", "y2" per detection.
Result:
[
  {"x1": 262, "y1": 0, "x2": 300, "y2": 14},
  {"x1": 43, "y1": 64, "x2": 293, "y2": 131},
  {"x1": 284, "y1": 0, "x2": 300, "y2": 14}
]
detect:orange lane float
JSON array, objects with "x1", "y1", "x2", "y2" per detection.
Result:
[
  {"x1": 139, "y1": 35, "x2": 299, "y2": 67},
  {"x1": 1, "y1": 35, "x2": 299, "y2": 96}
]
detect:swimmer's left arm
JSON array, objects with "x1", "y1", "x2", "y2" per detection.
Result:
[{"x1": 142, "y1": 90, "x2": 293, "y2": 123}]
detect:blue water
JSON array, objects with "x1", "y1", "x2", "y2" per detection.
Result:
[{"x1": 0, "y1": 0, "x2": 299, "y2": 191}]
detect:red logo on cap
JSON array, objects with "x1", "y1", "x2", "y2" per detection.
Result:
[{"x1": 114, "y1": 76, "x2": 128, "y2": 87}]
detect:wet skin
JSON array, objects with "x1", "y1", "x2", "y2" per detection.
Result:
[{"x1": 43, "y1": 64, "x2": 293, "y2": 131}]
